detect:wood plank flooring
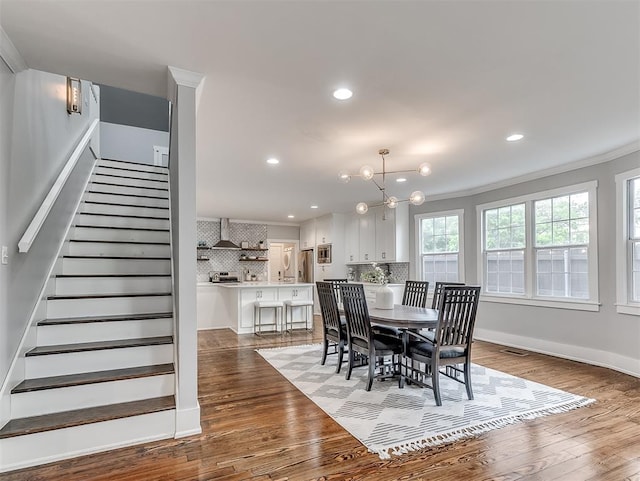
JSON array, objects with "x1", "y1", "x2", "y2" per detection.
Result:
[{"x1": 4, "y1": 317, "x2": 639, "y2": 480}]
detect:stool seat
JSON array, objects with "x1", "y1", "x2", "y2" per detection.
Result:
[
  {"x1": 255, "y1": 300, "x2": 284, "y2": 308},
  {"x1": 284, "y1": 299, "x2": 314, "y2": 307}
]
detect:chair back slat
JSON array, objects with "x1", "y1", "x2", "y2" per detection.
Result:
[
  {"x1": 402, "y1": 280, "x2": 430, "y2": 308},
  {"x1": 431, "y1": 281, "x2": 465, "y2": 309},
  {"x1": 324, "y1": 278, "x2": 348, "y2": 306},
  {"x1": 434, "y1": 286, "x2": 481, "y2": 350},
  {"x1": 316, "y1": 282, "x2": 342, "y2": 333},
  {"x1": 339, "y1": 283, "x2": 371, "y2": 344}
]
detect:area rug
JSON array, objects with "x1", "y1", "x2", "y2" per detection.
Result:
[{"x1": 257, "y1": 344, "x2": 595, "y2": 459}]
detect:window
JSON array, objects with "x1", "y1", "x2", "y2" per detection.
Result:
[
  {"x1": 416, "y1": 210, "x2": 464, "y2": 285},
  {"x1": 478, "y1": 181, "x2": 598, "y2": 311},
  {"x1": 615, "y1": 168, "x2": 640, "y2": 315}
]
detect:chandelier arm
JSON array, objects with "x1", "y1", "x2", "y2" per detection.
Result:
[{"x1": 370, "y1": 178, "x2": 385, "y2": 192}]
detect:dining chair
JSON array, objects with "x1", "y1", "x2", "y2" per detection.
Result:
[
  {"x1": 324, "y1": 278, "x2": 348, "y2": 308},
  {"x1": 431, "y1": 281, "x2": 465, "y2": 309},
  {"x1": 339, "y1": 283, "x2": 403, "y2": 391},
  {"x1": 402, "y1": 280, "x2": 430, "y2": 308},
  {"x1": 400, "y1": 285, "x2": 481, "y2": 406},
  {"x1": 316, "y1": 281, "x2": 348, "y2": 373}
]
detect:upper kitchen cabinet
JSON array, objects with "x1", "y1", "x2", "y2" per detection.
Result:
[
  {"x1": 346, "y1": 203, "x2": 409, "y2": 263},
  {"x1": 314, "y1": 213, "x2": 344, "y2": 246},
  {"x1": 300, "y1": 219, "x2": 315, "y2": 250}
]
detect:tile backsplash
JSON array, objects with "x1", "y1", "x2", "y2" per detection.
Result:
[
  {"x1": 197, "y1": 220, "x2": 269, "y2": 281},
  {"x1": 350, "y1": 262, "x2": 409, "y2": 284}
]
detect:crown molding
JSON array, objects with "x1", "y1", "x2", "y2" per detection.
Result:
[
  {"x1": 0, "y1": 25, "x2": 27, "y2": 73},
  {"x1": 167, "y1": 66, "x2": 205, "y2": 105},
  {"x1": 425, "y1": 141, "x2": 640, "y2": 203}
]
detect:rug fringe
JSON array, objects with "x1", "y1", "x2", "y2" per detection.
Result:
[{"x1": 371, "y1": 397, "x2": 596, "y2": 459}]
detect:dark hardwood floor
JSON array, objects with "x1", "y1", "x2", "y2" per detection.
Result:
[{"x1": 4, "y1": 317, "x2": 640, "y2": 480}]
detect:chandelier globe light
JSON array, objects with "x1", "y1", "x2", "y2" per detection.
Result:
[{"x1": 341, "y1": 148, "x2": 431, "y2": 214}]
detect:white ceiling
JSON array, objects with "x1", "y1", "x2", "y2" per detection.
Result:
[{"x1": 2, "y1": 1, "x2": 639, "y2": 223}]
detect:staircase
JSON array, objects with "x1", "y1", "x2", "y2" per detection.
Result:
[{"x1": 0, "y1": 159, "x2": 177, "y2": 471}]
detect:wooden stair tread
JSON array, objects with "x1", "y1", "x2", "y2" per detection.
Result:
[
  {"x1": 47, "y1": 292, "x2": 172, "y2": 300},
  {"x1": 93, "y1": 172, "x2": 168, "y2": 183},
  {"x1": 100, "y1": 158, "x2": 168, "y2": 170},
  {"x1": 12, "y1": 364, "x2": 175, "y2": 393},
  {"x1": 68, "y1": 239, "x2": 170, "y2": 245},
  {"x1": 90, "y1": 180, "x2": 168, "y2": 191},
  {"x1": 74, "y1": 224, "x2": 169, "y2": 232},
  {"x1": 77, "y1": 212, "x2": 169, "y2": 221},
  {"x1": 63, "y1": 255, "x2": 170, "y2": 260},
  {"x1": 96, "y1": 165, "x2": 168, "y2": 176},
  {"x1": 38, "y1": 312, "x2": 173, "y2": 326},
  {"x1": 55, "y1": 274, "x2": 171, "y2": 278},
  {"x1": 26, "y1": 336, "x2": 173, "y2": 356},
  {"x1": 0, "y1": 396, "x2": 175, "y2": 439},
  {"x1": 82, "y1": 200, "x2": 169, "y2": 210},
  {"x1": 86, "y1": 190, "x2": 169, "y2": 201}
]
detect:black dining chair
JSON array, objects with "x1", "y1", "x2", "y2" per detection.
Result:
[
  {"x1": 402, "y1": 280, "x2": 430, "y2": 308},
  {"x1": 316, "y1": 281, "x2": 348, "y2": 373},
  {"x1": 431, "y1": 281, "x2": 465, "y2": 309},
  {"x1": 400, "y1": 285, "x2": 481, "y2": 406},
  {"x1": 339, "y1": 283, "x2": 403, "y2": 391},
  {"x1": 324, "y1": 278, "x2": 348, "y2": 308}
]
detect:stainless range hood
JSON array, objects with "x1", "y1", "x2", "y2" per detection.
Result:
[{"x1": 211, "y1": 218, "x2": 241, "y2": 250}]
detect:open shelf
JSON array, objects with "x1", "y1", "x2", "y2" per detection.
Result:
[
  {"x1": 239, "y1": 258, "x2": 268, "y2": 262},
  {"x1": 242, "y1": 247, "x2": 268, "y2": 251}
]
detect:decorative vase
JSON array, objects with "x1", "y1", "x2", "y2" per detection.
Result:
[{"x1": 375, "y1": 283, "x2": 394, "y2": 309}]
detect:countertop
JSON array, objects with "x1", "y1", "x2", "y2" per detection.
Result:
[{"x1": 197, "y1": 281, "x2": 314, "y2": 288}]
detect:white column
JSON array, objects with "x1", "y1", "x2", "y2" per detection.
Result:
[{"x1": 167, "y1": 66, "x2": 205, "y2": 438}]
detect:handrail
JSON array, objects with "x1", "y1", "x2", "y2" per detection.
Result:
[{"x1": 18, "y1": 118, "x2": 99, "y2": 253}]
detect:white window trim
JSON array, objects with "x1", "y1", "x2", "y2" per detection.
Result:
[
  {"x1": 415, "y1": 209, "x2": 465, "y2": 284},
  {"x1": 615, "y1": 167, "x2": 640, "y2": 316},
  {"x1": 476, "y1": 180, "x2": 599, "y2": 311}
]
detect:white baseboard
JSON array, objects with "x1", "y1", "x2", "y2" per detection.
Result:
[
  {"x1": 474, "y1": 328, "x2": 640, "y2": 378},
  {"x1": 174, "y1": 404, "x2": 202, "y2": 438}
]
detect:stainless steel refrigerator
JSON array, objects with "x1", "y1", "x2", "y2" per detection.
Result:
[{"x1": 298, "y1": 249, "x2": 314, "y2": 283}]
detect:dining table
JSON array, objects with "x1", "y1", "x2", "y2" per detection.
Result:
[{"x1": 368, "y1": 304, "x2": 439, "y2": 330}]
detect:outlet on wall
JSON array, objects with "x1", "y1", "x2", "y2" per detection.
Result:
[{"x1": 1, "y1": 245, "x2": 8, "y2": 265}]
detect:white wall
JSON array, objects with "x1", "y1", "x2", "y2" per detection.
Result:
[
  {"x1": 410, "y1": 150, "x2": 640, "y2": 377},
  {"x1": 0, "y1": 67, "x2": 98, "y2": 388},
  {"x1": 100, "y1": 121, "x2": 169, "y2": 166}
]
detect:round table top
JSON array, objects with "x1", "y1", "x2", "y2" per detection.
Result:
[{"x1": 368, "y1": 304, "x2": 438, "y2": 330}]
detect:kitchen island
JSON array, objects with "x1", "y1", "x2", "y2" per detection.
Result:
[{"x1": 197, "y1": 281, "x2": 314, "y2": 334}]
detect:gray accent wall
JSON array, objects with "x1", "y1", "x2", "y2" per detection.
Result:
[
  {"x1": 99, "y1": 85, "x2": 169, "y2": 132},
  {"x1": 0, "y1": 68, "x2": 97, "y2": 387},
  {"x1": 410, "y1": 150, "x2": 640, "y2": 376}
]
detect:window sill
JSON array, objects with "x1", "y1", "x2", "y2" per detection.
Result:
[
  {"x1": 480, "y1": 295, "x2": 600, "y2": 312},
  {"x1": 616, "y1": 304, "x2": 640, "y2": 316}
]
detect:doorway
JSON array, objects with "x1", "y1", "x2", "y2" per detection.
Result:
[{"x1": 268, "y1": 241, "x2": 298, "y2": 282}]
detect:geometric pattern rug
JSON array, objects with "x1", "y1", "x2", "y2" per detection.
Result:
[{"x1": 257, "y1": 344, "x2": 595, "y2": 459}]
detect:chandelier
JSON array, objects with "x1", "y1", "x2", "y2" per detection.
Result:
[{"x1": 338, "y1": 148, "x2": 431, "y2": 214}]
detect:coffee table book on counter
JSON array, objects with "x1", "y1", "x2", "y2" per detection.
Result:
[{"x1": 196, "y1": 281, "x2": 314, "y2": 333}]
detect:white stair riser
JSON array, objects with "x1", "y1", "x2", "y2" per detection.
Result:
[
  {"x1": 55, "y1": 276, "x2": 172, "y2": 296},
  {"x1": 89, "y1": 182, "x2": 169, "y2": 198},
  {"x1": 0, "y1": 410, "x2": 175, "y2": 473},
  {"x1": 11, "y1": 374, "x2": 175, "y2": 418},
  {"x1": 61, "y1": 258, "x2": 171, "y2": 275},
  {"x1": 75, "y1": 213, "x2": 169, "y2": 230},
  {"x1": 68, "y1": 241, "x2": 171, "y2": 257},
  {"x1": 83, "y1": 192, "x2": 169, "y2": 208},
  {"x1": 71, "y1": 226, "x2": 170, "y2": 243},
  {"x1": 37, "y1": 318, "x2": 174, "y2": 345},
  {"x1": 47, "y1": 296, "x2": 172, "y2": 319},
  {"x1": 98, "y1": 159, "x2": 168, "y2": 174},
  {"x1": 25, "y1": 344, "x2": 174, "y2": 378},
  {"x1": 92, "y1": 174, "x2": 168, "y2": 190},
  {"x1": 80, "y1": 202, "x2": 169, "y2": 219},
  {"x1": 93, "y1": 166, "x2": 168, "y2": 182}
]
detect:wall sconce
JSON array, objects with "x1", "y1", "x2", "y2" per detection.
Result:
[{"x1": 66, "y1": 77, "x2": 82, "y2": 114}]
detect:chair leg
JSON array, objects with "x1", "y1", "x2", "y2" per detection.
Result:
[
  {"x1": 366, "y1": 351, "x2": 375, "y2": 391},
  {"x1": 345, "y1": 347, "x2": 354, "y2": 380},
  {"x1": 336, "y1": 343, "x2": 344, "y2": 374},
  {"x1": 321, "y1": 339, "x2": 329, "y2": 365},
  {"x1": 432, "y1": 364, "x2": 442, "y2": 406},
  {"x1": 464, "y1": 361, "x2": 474, "y2": 400}
]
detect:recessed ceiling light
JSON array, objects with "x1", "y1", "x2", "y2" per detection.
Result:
[
  {"x1": 266, "y1": 157, "x2": 280, "y2": 165},
  {"x1": 310, "y1": 205, "x2": 318, "y2": 209},
  {"x1": 506, "y1": 133, "x2": 524, "y2": 142},
  {"x1": 333, "y1": 88, "x2": 353, "y2": 100},
  {"x1": 396, "y1": 178, "x2": 407, "y2": 183},
  {"x1": 287, "y1": 214, "x2": 295, "y2": 219}
]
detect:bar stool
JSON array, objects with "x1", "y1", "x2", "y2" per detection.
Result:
[
  {"x1": 283, "y1": 299, "x2": 314, "y2": 332},
  {"x1": 254, "y1": 300, "x2": 284, "y2": 335}
]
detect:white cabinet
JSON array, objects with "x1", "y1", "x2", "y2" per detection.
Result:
[
  {"x1": 315, "y1": 215, "x2": 331, "y2": 245},
  {"x1": 345, "y1": 204, "x2": 409, "y2": 264},
  {"x1": 300, "y1": 219, "x2": 315, "y2": 249},
  {"x1": 278, "y1": 285, "x2": 312, "y2": 301},
  {"x1": 240, "y1": 287, "x2": 277, "y2": 330},
  {"x1": 345, "y1": 213, "x2": 359, "y2": 263},
  {"x1": 358, "y1": 212, "x2": 376, "y2": 262}
]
